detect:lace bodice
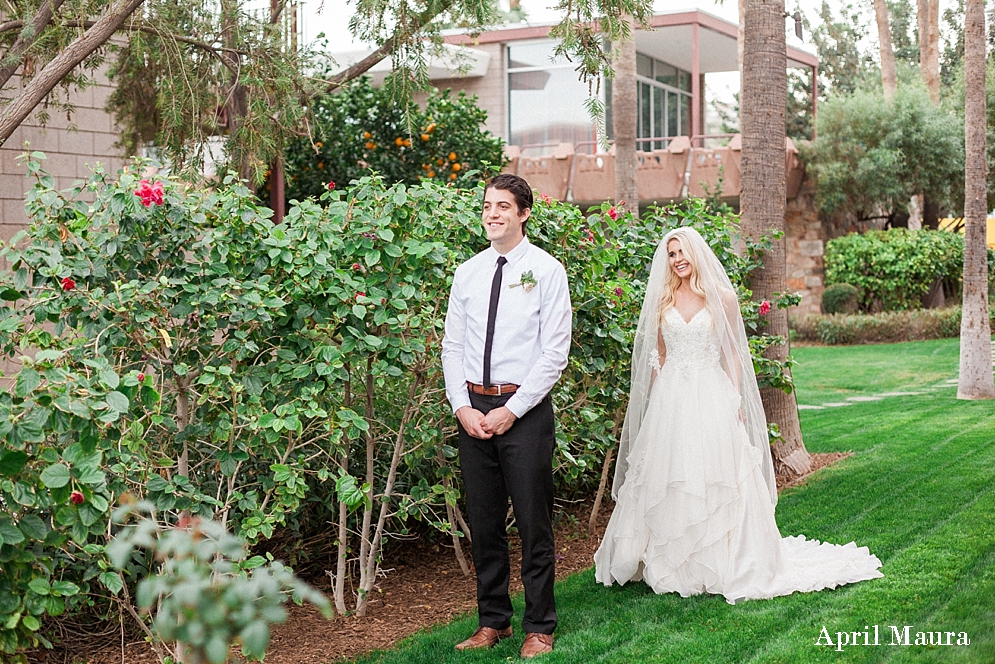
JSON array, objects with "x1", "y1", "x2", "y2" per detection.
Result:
[{"x1": 656, "y1": 306, "x2": 722, "y2": 374}]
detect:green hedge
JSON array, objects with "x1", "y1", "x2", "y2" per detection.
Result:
[
  {"x1": 790, "y1": 306, "x2": 995, "y2": 345},
  {"x1": 824, "y1": 228, "x2": 995, "y2": 312}
]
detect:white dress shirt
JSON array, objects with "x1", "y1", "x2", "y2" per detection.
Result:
[{"x1": 442, "y1": 237, "x2": 572, "y2": 418}]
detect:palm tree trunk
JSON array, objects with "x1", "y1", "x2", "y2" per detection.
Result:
[
  {"x1": 917, "y1": 0, "x2": 940, "y2": 103},
  {"x1": 740, "y1": 0, "x2": 812, "y2": 478},
  {"x1": 874, "y1": 0, "x2": 897, "y2": 98},
  {"x1": 957, "y1": 0, "x2": 995, "y2": 401},
  {"x1": 612, "y1": 14, "x2": 638, "y2": 218}
]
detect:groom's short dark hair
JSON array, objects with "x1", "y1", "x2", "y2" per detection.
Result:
[{"x1": 485, "y1": 174, "x2": 534, "y2": 231}]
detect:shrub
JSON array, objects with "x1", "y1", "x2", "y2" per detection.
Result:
[
  {"x1": 805, "y1": 83, "x2": 964, "y2": 220},
  {"x1": 824, "y1": 228, "x2": 980, "y2": 311},
  {"x1": 0, "y1": 156, "x2": 793, "y2": 656},
  {"x1": 790, "y1": 306, "x2": 993, "y2": 345},
  {"x1": 280, "y1": 77, "x2": 506, "y2": 202},
  {"x1": 821, "y1": 283, "x2": 860, "y2": 314}
]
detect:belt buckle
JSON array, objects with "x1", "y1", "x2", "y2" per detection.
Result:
[{"x1": 496, "y1": 384, "x2": 503, "y2": 396}]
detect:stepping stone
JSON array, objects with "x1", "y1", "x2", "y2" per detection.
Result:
[
  {"x1": 847, "y1": 396, "x2": 883, "y2": 402},
  {"x1": 945, "y1": 379, "x2": 960, "y2": 384},
  {"x1": 821, "y1": 402, "x2": 853, "y2": 407},
  {"x1": 877, "y1": 391, "x2": 922, "y2": 396},
  {"x1": 797, "y1": 404, "x2": 824, "y2": 410}
]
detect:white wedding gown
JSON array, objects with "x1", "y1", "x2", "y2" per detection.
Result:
[{"x1": 594, "y1": 307, "x2": 883, "y2": 603}]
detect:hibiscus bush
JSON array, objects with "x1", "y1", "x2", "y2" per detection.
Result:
[{"x1": 0, "y1": 155, "x2": 791, "y2": 658}]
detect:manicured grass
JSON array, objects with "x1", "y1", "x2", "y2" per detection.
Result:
[{"x1": 350, "y1": 339, "x2": 995, "y2": 663}]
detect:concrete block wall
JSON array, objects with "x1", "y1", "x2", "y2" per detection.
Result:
[{"x1": 1, "y1": 71, "x2": 126, "y2": 243}]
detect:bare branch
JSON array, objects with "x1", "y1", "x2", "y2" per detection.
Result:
[
  {"x1": 0, "y1": 0, "x2": 69, "y2": 89},
  {"x1": 0, "y1": 0, "x2": 146, "y2": 145}
]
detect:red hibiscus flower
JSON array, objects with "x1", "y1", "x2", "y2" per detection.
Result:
[
  {"x1": 70, "y1": 491, "x2": 84, "y2": 505},
  {"x1": 541, "y1": 193, "x2": 551, "y2": 204},
  {"x1": 137, "y1": 373, "x2": 146, "y2": 382},
  {"x1": 135, "y1": 179, "x2": 165, "y2": 207},
  {"x1": 759, "y1": 300, "x2": 771, "y2": 315},
  {"x1": 614, "y1": 287, "x2": 624, "y2": 297},
  {"x1": 60, "y1": 277, "x2": 75, "y2": 291},
  {"x1": 607, "y1": 207, "x2": 618, "y2": 221},
  {"x1": 327, "y1": 181, "x2": 336, "y2": 190}
]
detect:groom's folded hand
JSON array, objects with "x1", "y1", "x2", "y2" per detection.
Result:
[
  {"x1": 457, "y1": 406, "x2": 493, "y2": 439},
  {"x1": 481, "y1": 406, "x2": 517, "y2": 436}
]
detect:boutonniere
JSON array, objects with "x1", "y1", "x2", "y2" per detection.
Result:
[{"x1": 508, "y1": 270, "x2": 538, "y2": 293}]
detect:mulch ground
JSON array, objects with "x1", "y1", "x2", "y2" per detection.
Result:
[{"x1": 39, "y1": 453, "x2": 847, "y2": 664}]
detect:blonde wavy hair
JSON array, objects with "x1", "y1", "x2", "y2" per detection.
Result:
[{"x1": 659, "y1": 229, "x2": 708, "y2": 324}]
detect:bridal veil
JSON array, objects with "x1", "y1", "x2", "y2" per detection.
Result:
[{"x1": 613, "y1": 226, "x2": 777, "y2": 506}]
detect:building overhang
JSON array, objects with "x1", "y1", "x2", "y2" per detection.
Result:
[
  {"x1": 443, "y1": 9, "x2": 818, "y2": 72},
  {"x1": 328, "y1": 42, "x2": 491, "y2": 85}
]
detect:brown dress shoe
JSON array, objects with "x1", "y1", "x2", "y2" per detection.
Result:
[
  {"x1": 454, "y1": 626, "x2": 513, "y2": 651},
  {"x1": 520, "y1": 632, "x2": 554, "y2": 659}
]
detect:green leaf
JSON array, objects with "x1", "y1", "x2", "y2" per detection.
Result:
[
  {"x1": 240, "y1": 621, "x2": 271, "y2": 659},
  {"x1": 105, "y1": 391, "x2": 130, "y2": 413},
  {"x1": 15, "y1": 368, "x2": 41, "y2": 397},
  {"x1": 40, "y1": 463, "x2": 71, "y2": 488},
  {"x1": 352, "y1": 304, "x2": 366, "y2": 318},
  {"x1": 365, "y1": 249, "x2": 381, "y2": 266},
  {"x1": 98, "y1": 370, "x2": 120, "y2": 389},
  {"x1": 0, "y1": 288, "x2": 22, "y2": 301},
  {"x1": 21, "y1": 614, "x2": 40, "y2": 631},
  {"x1": 0, "y1": 451, "x2": 28, "y2": 476},
  {"x1": 77, "y1": 466, "x2": 106, "y2": 487},
  {"x1": 99, "y1": 571, "x2": 124, "y2": 595},
  {"x1": 51, "y1": 581, "x2": 79, "y2": 597},
  {"x1": 0, "y1": 521, "x2": 25, "y2": 545},
  {"x1": 27, "y1": 578, "x2": 50, "y2": 596},
  {"x1": 17, "y1": 514, "x2": 47, "y2": 540}
]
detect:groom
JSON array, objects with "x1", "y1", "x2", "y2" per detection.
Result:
[{"x1": 442, "y1": 174, "x2": 572, "y2": 659}]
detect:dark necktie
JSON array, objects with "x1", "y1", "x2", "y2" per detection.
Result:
[{"x1": 482, "y1": 255, "x2": 508, "y2": 387}]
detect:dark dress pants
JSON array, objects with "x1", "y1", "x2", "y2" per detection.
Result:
[{"x1": 457, "y1": 391, "x2": 557, "y2": 635}]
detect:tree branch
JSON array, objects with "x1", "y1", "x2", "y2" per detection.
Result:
[
  {"x1": 325, "y1": 0, "x2": 456, "y2": 91},
  {"x1": 0, "y1": 0, "x2": 69, "y2": 89},
  {"x1": 0, "y1": 0, "x2": 146, "y2": 145}
]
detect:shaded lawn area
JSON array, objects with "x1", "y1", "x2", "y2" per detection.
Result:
[{"x1": 351, "y1": 339, "x2": 995, "y2": 663}]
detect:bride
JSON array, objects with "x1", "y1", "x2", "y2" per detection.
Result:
[{"x1": 594, "y1": 227, "x2": 882, "y2": 603}]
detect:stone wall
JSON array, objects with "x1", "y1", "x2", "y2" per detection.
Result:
[
  {"x1": 1, "y1": 71, "x2": 126, "y2": 244},
  {"x1": 785, "y1": 178, "x2": 826, "y2": 317}
]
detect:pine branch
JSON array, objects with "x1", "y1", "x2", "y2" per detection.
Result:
[{"x1": 0, "y1": 0, "x2": 69, "y2": 88}]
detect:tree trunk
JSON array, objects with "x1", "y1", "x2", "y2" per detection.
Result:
[
  {"x1": 957, "y1": 0, "x2": 995, "y2": 401},
  {"x1": 917, "y1": 0, "x2": 940, "y2": 103},
  {"x1": 874, "y1": 0, "x2": 897, "y2": 98},
  {"x1": 0, "y1": 0, "x2": 69, "y2": 89},
  {"x1": 740, "y1": 0, "x2": 812, "y2": 478},
  {"x1": 220, "y1": 0, "x2": 251, "y2": 181},
  {"x1": 0, "y1": 0, "x2": 146, "y2": 145},
  {"x1": 612, "y1": 14, "x2": 638, "y2": 218}
]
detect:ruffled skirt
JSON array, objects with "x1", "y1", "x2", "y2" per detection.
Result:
[{"x1": 593, "y1": 363, "x2": 882, "y2": 603}]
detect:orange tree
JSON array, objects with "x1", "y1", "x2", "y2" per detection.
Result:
[{"x1": 281, "y1": 77, "x2": 506, "y2": 201}]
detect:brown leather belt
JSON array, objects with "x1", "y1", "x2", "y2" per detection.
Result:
[{"x1": 467, "y1": 381, "x2": 519, "y2": 396}]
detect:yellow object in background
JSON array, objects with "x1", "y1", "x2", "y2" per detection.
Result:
[{"x1": 938, "y1": 217, "x2": 995, "y2": 249}]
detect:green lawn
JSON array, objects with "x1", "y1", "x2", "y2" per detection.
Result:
[{"x1": 351, "y1": 338, "x2": 995, "y2": 663}]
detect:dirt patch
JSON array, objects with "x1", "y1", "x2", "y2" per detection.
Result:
[
  {"x1": 41, "y1": 452, "x2": 850, "y2": 664},
  {"x1": 776, "y1": 452, "x2": 853, "y2": 491}
]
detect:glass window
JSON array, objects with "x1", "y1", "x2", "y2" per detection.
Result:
[
  {"x1": 682, "y1": 95, "x2": 692, "y2": 136},
  {"x1": 654, "y1": 62, "x2": 677, "y2": 88},
  {"x1": 679, "y1": 71, "x2": 692, "y2": 92},
  {"x1": 667, "y1": 90, "x2": 679, "y2": 137},
  {"x1": 639, "y1": 82, "x2": 651, "y2": 143},
  {"x1": 653, "y1": 86, "x2": 664, "y2": 150},
  {"x1": 637, "y1": 53, "x2": 653, "y2": 78},
  {"x1": 509, "y1": 63, "x2": 598, "y2": 149},
  {"x1": 508, "y1": 42, "x2": 569, "y2": 69}
]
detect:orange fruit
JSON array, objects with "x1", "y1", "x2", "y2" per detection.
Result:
[
  {"x1": 436, "y1": 158, "x2": 444, "y2": 165},
  {"x1": 403, "y1": 138, "x2": 412, "y2": 147},
  {"x1": 318, "y1": 162, "x2": 324, "y2": 169},
  {"x1": 448, "y1": 152, "x2": 457, "y2": 161},
  {"x1": 315, "y1": 141, "x2": 323, "y2": 148},
  {"x1": 428, "y1": 171, "x2": 436, "y2": 178},
  {"x1": 363, "y1": 131, "x2": 371, "y2": 139},
  {"x1": 427, "y1": 123, "x2": 436, "y2": 133},
  {"x1": 365, "y1": 142, "x2": 375, "y2": 149},
  {"x1": 450, "y1": 173, "x2": 457, "y2": 181},
  {"x1": 421, "y1": 134, "x2": 430, "y2": 141},
  {"x1": 451, "y1": 163, "x2": 461, "y2": 172},
  {"x1": 395, "y1": 137, "x2": 404, "y2": 147}
]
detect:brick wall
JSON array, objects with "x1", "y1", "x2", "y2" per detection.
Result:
[
  {"x1": 1, "y1": 70, "x2": 126, "y2": 243},
  {"x1": 430, "y1": 42, "x2": 507, "y2": 141}
]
